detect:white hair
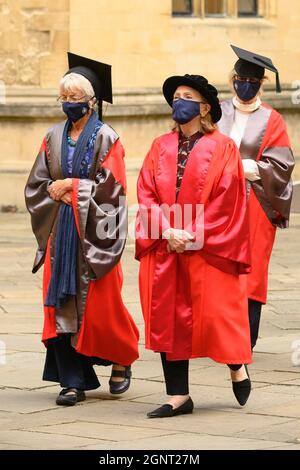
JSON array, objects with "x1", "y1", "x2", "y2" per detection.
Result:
[{"x1": 59, "y1": 72, "x2": 96, "y2": 105}]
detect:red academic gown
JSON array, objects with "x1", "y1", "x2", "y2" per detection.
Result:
[
  {"x1": 25, "y1": 121, "x2": 139, "y2": 366},
  {"x1": 135, "y1": 130, "x2": 252, "y2": 364},
  {"x1": 218, "y1": 101, "x2": 294, "y2": 304}
]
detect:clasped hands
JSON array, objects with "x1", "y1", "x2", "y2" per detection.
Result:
[
  {"x1": 47, "y1": 178, "x2": 73, "y2": 206},
  {"x1": 162, "y1": 228, "x2": 195, "y2": 254}
]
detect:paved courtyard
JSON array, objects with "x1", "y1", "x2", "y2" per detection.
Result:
[{"x1": 0, "y1": 211, "x2": 300, "y2": 450}]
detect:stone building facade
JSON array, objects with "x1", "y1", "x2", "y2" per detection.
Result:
[{"x1": 0, "y1": 0, "x2": 299, "y2": 208}]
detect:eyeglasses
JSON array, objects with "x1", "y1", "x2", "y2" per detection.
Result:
[
  {"x1": 234, "y1": 75, "x2": 262, "y2": 84},
  {"x1": 56, "y1": 94, "x2": 87, "y2": 103}
]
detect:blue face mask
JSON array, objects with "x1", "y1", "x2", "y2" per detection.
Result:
[
  {"x1": 172, "y1": 98, "x2": 201, "y2": 124},
  {"x1": 233, "y1": 80, "x2": 261, "y2": 102},
  {"x1": 62, "y1": 101, "x2": 89, "y2": 122}
]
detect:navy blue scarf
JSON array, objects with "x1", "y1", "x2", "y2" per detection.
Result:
[{"x1": 45, "y1": 111, "x2": 99, "y2": 308}]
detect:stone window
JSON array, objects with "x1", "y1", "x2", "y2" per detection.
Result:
[
  {"x1": 238, "y1": 0, "x2": 258, "y2": 16},
  {"x1": 205, "y1": 0, "x2": 227, "y2": 16},
  {"x1": 172, "y1": 0, "x2": 193, "y2": 15},
  {"x1": 172, "y1": 0, "x2": 264, "y2": 17}
]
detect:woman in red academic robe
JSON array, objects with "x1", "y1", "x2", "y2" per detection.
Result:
[
  {"x1": 25, "y1": 53, "x2": 139, "y2": 406},
  {"x1": 135, "y1": 74, "x2": 253, "y2": 419},
  {"x1": 218, "y1": 46, "x2": 294, "y2": 350}
]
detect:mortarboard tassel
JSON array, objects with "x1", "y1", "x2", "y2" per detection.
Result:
[
  {"x1": 98, "y1": 100, "x2": 103, "y2": 121},
  {"x1": 276, "y1": 72, "x2": 282, "y2": 94}
]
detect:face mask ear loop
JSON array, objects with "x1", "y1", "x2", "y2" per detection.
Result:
[{"x1": 88, "y1": 96, "x2": 96, "y2": 109}]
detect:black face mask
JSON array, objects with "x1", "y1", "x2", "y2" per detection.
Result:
[
  {"x1": 62, "y1": 101, "x2": 89, "y2": 122},
  {"x1": 233, "y1": 79, "x2": 261, "y2": 102}
]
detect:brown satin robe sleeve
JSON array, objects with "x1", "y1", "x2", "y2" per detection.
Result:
[
  {"x1": 253, "y1": 112, "x2": 295, "y2": 228},
  {"x1": 72, "y1": 138, "x2": 128, "y2": 280},
  {"x1": 24, "y1": 138, "x2": 60, "y2": 273}
]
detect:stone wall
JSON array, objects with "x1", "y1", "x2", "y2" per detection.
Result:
[
  {"x1": 0, "y1": 0, "x2": 69, "y2": 87},
  {"x1": 1, "y1": 86, "x2": 298, "y2": 210},
  {"x1": 2, "y1": 1, "x2": 299, "y2": 90},
  {"x1": 69, "y1": 0, "x2": 300, "y2": 89},
  {"x1": 0, "y1": 0, "x2": 299, "y2": 210}
]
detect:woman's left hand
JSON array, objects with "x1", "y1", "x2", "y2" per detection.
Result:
[
  {"x1": 60, "y1": 191, "x2": 73, "y2": 206},
  {"x1": 48, "y1": 178, "x2": 73, "y2": 201}
]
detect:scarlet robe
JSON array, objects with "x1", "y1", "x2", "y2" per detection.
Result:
[
  {"x1": 25, "y1": 121, "x2": 139, "y2": 366},
  {"x1": 218, "y1": 101, "x2": 295, "y2": 304},
  {"x1": 135, "y1": 130, "x2": 252, "y2": 363}
]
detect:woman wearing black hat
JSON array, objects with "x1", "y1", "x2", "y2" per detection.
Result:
[
  {"x1": 25, "y1": 53, "x2": 139, "y2": 406},
  {"x1": 218, "y1": 45, "x2": 295, "y2": 351},
  {"x1": 135, "y1": 74, "x2": 253, "y2": 418}
]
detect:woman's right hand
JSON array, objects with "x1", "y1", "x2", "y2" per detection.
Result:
[{"x1": 163, "y1": 228, "x2": 194, "y2": 253}]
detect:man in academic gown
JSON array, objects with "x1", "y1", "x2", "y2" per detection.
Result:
[{"x1": 218, "y1": 45, "x2": 295, "y2": 349}]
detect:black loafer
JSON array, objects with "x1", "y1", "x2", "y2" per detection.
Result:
[
  {"x1": 232, "y1": 365, "x2": 251, "y2": 406},
  {"x1": 147, "y1": 397, "x2": 194, "y2": 419},
  {"x1": 56, "y1": 388, "x2": 86, "y2": 406},
  {"x1": 109, "y1": 366, "x2": 132, "y2": 395}
]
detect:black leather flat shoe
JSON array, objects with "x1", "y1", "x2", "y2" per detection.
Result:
[
  {"x1": 232, "y1": 365, "x2": 251, "y2": 406},
  {"x1": 109, "y1": 365, "x2": 132, "y2": 394},
  {"x1": 56, "y1": 388, "x2": 86, "y2": 406},
  {"x1": 147, "y1": 397, "x2": 194, "y2": 419}
]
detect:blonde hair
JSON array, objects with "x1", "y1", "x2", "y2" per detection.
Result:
[
  {"x1": 199, "y1": 112, "x2": 217, "y2": 133},
  {"x1": 59, "y1": 72, "x2": 97, "y2": 107},
  {"x1": 172, "y1": 102, "x2": 217, "y2": 134}
]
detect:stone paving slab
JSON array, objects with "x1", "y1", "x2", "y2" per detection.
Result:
[
  {"x1": 130, "y1": 386, "x2": 298, "y2": 415},
  {"x1": 255, "y1": 334, "x2": 300, "y2": 354},
  {"x1": 25, "y1": 421, "x2": 179, "y2": 443},
  {"x1": 0, "y1": 212, "x2": 299, "y2": 450},
  {"x1": 69, "y1": 401, "x2": 292, "y2": 437},
  {"x1": 75, "y1": 433, "x2": 300, "y2": 451},
  {"x1": 236, "y1": 418, "x2": 300, "y2": 444},
  {"x1": 243, "y1": 352, "x2": 300, "y2": 372},
  {"x1": 0, "y1": 430, "x2": 110, "y2": 450},
  {"x1": 0, "y1": 316, "x2": 42, "y2": 334},
  {"x1": 1, "y1": 334, "x2": 44, "y2": 353},
  {"x1": 0, "y1": 388, "x2": 68, "y2": 414}
]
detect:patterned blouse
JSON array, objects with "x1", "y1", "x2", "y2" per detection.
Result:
[{"x1": 176, "y1": 130, "x2": 203, "y2": 198}]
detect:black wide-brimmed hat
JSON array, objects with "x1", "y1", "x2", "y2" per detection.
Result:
[{"x1": 163, "y1": 74, "x2": 222, "y2": 123}]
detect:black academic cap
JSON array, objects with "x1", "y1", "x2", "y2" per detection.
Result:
[
  {"x1": 66, "y1": 52, "x2": 113, "y2": 104},
  {"x1": 231, "y1": 45, "x2": 281, "y2": 93}
]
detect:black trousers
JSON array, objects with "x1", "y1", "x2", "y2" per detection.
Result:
[
  {"x1": 248, "y1": 299, "x2": 262, "y2": 349},
  {"x1": 160, "y1": 353, "x2": 242, "y2": 396},
  {"x1": 43, "y1": 334, "x2": 112, "y2": 391},
  {"x1": 160, "y1": 353, "x2": 190, "y2": 395},
  {"x1": 160, "y1": 301, "x2": 261, "y2": 396}
]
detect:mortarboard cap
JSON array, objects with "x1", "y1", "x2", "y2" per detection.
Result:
[
  {"x1": 66, "y1": 52, "x2": 113, "y2": 104},
  {"x1": 231, "y1": 44, "x2": 281, "y2": 93}
]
